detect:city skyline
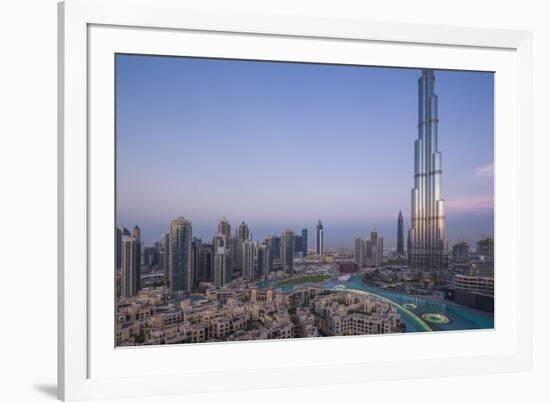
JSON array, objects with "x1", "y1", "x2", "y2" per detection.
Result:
[
  {"x1": 115, "y1": 62, "x2": 495, "y2": 347},
  {"x1": 116, "y1": 55, "x2": 494, "y2": 248},
  {"x1": 116, "y1": 214, "x2": 492, "y2": 254}
]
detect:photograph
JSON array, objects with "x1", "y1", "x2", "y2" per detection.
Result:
[
  {"x1": 3, "y1": 0, "x2": 546, "y2": 401},
  {"x1": 114, "y1": 54, "x2": 495, "y2": 346},
  {"x1": 4, "y1": 0, "x2": 546, "y2": 400}
]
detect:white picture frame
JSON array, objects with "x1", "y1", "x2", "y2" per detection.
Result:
[{"x1": 58, "y1": 0, "x2": 533, "y2": 400}]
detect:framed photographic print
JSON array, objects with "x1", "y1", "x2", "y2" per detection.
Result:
[{"x1": 58, "y1": 0, "x2": 533, "y2": 400}]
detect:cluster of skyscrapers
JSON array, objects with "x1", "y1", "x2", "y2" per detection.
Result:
[
  {"x1": 118, "y1": 69, "x2": 491, "y2": 302},
  {"x1": 354, "y1": 231, "x2": 384, "y2": 267},
  {"x1": 117, "y1": 218, "x2": 327, "y2": 296}
]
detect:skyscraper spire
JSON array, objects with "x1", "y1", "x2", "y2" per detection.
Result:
[{"x1": 408, "y1": 70, "x2": 448, "y2": 280}]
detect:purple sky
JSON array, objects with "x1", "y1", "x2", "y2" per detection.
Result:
[{"x1": 116, "y1": 55, "x2": 494, "y2": 249}]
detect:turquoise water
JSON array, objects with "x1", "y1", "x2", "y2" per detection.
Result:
[{"x1": 259, "y1": 274, "x2": 494, "y2": 332}]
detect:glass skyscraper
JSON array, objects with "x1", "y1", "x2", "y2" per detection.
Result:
[
  {"x1": 169, "y1": 217, "x2": 193, "y2": 291},
  {"x1": 120, "y1": 235, "x2": 139, "y2": 297},
  {"x1": 408, "y1": 70, "x2": 448, "y2": 280},
  {"x1": 397, "y1": 211, "x2": 404, "y2": 256},
  {"x1": 316, "y1": 220, "x2": 324, "y2": 256},
  {"x1": 281, "y1": 229, "x2": 294, "y2": 274},
  {"x1": 301, "y1": 228, "x2": 308, "y2": 256}
]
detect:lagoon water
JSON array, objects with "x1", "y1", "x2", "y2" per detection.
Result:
[{"x1": 261, "y1": 274, "x2": 494, "y2": 332}]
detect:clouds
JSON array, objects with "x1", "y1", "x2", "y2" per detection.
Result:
[
  {"x1": 445, "y1": 194, "x2": 494, "y2": 213},
  {"x1": 474, "y1": 162, "x2": 494, "y2": 177},
  {"x1": 442, "y1": 162, "x2": 494, "y2": 216}
]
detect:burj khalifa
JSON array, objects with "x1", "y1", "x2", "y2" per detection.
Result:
[{"x1": 408, "y1": 70, "x2": 448, "y2": 280}]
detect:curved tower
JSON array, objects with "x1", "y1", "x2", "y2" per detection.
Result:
[{"x1": 408, "y1": 70, "x2": 448, "y2": 280}]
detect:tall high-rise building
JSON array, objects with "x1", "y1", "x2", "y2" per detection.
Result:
[
  {"x1": 397, "y1": 211, "x2": 404, "y2": 256},
  {"x1": 225, "y1": 237, "x2": 235, "y2": 280},
  {"x1": 257, "y1": 243, "x2": 271, "y2": 280},
  {"x1": 237, "y1": 221, "x2": 250, "y2": 241},
  {"x1": 169, "y1": 217, "x2": 193, "y2": 291},
  {"x1": 281, "y1": 229, "x2": 295, "y2": 274},
  {"x1": 265, "y1": 236, "x2": 278, "y2": 273},
  {"x1": 132, "y1": 225, "x2": 141, "y2": 241},
  {"x1": 355, "y1": 237, "x2": 366, "y2": 267},
  {"x1": 159, "y1": 237, "x2": 165, "y2": 277},
  {"x1": 162, "y1": 233, "x2": 170, "y2": 287},
  {"x1": 242, "y1": 239, "x2": 256, "y2": 280},
  {"x1": 294, "y1": 235, "x2": 303, "y2": 256},
  {"x1": 235, "y1": 221, "x2": 250, "y2": 275},
  {"x1": 217, "y1": 217, "x2": 232, "y2": 238},
  {"x1": 213, "y1": 233, "x2": 226, "y2": 253},
  {"x1": 301, "y1": 228, "x2": 308, "y2": 256},
  {"x1": 452, "y1": 241, "x2": 470, "y2": 262},
  {"x1": 270, "y1": 236, "x2": 281, "y2": 260},
  {"x1": 115, "y1": 227, "x2": 123, "y2": 271},
  {"x1": 316, "y1": 220, "x2": 324, "y2": 256},
  {"x1": 143, "y1": 245, "x2": 159, "y2": 269},
  {"x1": 120, "y1": 235, "x2": 139, "y2": 297},
  {"x1": 197, "y1": 244, "x2": 213, "y2": 282},
  {"x1": 366, "y1": 230, "x2": 384, "y2": 266},
  {"x1": 132, "y1": 225, "x2": 142, "y2": 290},
  {"x1": 215, "y1": 218, "x2": 233, "y2": 278},
  {"x1": 213, "y1": 247, "x2": 227, "y2": 288},
  {"x1": 154, "y1": 240, "x2": 163, "y2": 268},
  {"x1": 408, "y1": 70, "x2": 448, "y2": 279},
  {"x1": 476, "y1": 237, "x2": 494, "y2": 259},
  {"x1": 191, "y1": 238, "x2": 202, "y2": 288}
]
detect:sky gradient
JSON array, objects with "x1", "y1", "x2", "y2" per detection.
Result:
[{"x1": 116, "y1": 54, "x2": 494, "y2": 249}]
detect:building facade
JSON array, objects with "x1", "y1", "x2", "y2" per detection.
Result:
[
  {"x1": 408, "y1": 69, "x2": 448, "y2": 280},
  {"x1": 397, "y1": 211, "x2": 404, "y2": 256},
  {"x1": 197, "y1": 244, "x2": 213, "y2": 282},
  {"x1": 213, "y1": 247, "x2": 227, "y2": 288},
  {"x1": 452, "y1": 241, "x2": 470, "y2": 262},
  {"x1": 257, "y1": 244, "x2": 271, "y2": 280},
  {"x1": 235, "y1": 221, "x2": 250, "y2": 275},
  {"x1": 293, "y1": 235, "x2": 303, "y2": 256},
  {"x1": 121, "y1": 235, "x2": 139, "y2": 297},
  {"x1": 316, "y1": 220, "x2": 324, "y2": 256},
  {"x1": 217, "y1": 217, "x2": 231, "y2": 238},
  {"x1": 132, "y1": 225, "x2": 142, "y2": 291},
  {"x1": 476, "y1": 237, "x2": 494, "y2": 259},
  {"x1": 162, "y1": 232, "x2": 170, "y2": 288},
  {"x1": 366, "y1": 230, "x2": 384, "y2": 266},
  {"x1": 301, "y1": 228, "x2": 308, "y2": 256},
  {"x1": 169, "y1": 217, "x2": 193, "y2": 291},
  {"x1": 115, "y1": 227, "x2": 123, "y2": 271},
  {"x1": 281, "y1": 229, "x2": 295, "y2": 274},
  {"x1": 242, "y1": 239, "x2": 256, "y2": 280},
  {"x1": 355, "y1": 237, "x2": 366, "y2": 267}
]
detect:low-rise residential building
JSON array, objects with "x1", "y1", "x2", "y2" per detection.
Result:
[
  {"x1": 314, "y1": 292, "x2": 401, "y2": 336},
  {"x1": 116, "y1": 282, "x2": 403, "y2": 346}
]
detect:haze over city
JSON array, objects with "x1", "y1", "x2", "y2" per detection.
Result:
[{"x1": 116, "y1": 55, "x2": 494, "y2": 248}]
